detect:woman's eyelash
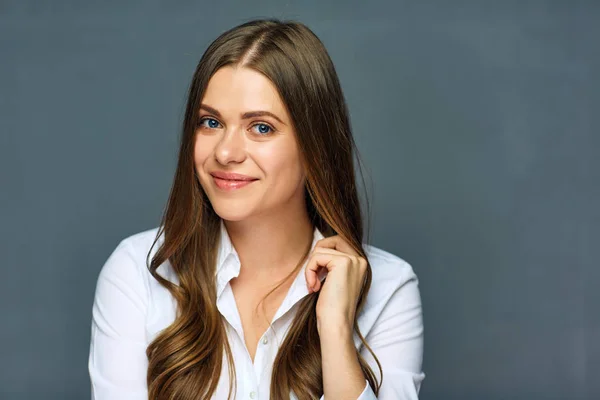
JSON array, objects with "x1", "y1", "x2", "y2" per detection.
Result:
[
  {"x1": 197, "y1": 117, "x2": 275, "y2": 135},
  {"x1": 251, "y1": 122, "x2": 275, "y2": 135},
  {"x1": 197, "y1": 117, "x2": 222, "y2": 129}
]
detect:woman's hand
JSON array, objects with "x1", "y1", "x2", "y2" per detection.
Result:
[{"x1": 304, "y1": 235, "x2": 368, "y2": 334}]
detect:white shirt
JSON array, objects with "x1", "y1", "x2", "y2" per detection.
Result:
[{"x1": 88, "y1": 221, "x2": 425, "y2": 399}]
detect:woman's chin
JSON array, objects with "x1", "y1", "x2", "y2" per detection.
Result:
[{"x1": 211, "y1": 205, "x2": 254, "y2": 222}]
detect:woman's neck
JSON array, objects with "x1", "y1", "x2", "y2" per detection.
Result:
[{"x1": 223, "y1": 208, "x2": 314, "y2": 281}]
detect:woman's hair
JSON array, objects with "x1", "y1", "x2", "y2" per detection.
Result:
[{"x1": 145, "y1": 18, "x2": 380, "y2": 400}]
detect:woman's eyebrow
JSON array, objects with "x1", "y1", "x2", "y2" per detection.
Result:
[{"x1": 200, "y1": 104, "x2": 287, "y2": 126}]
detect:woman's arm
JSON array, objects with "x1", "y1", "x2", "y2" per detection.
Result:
[
  {"x1": 319, "y1": 262, "x2": 425, "y2": 399},
  {"x1": 358, "y1": 267, "x2": 425, "y2": 399},
  {"x1": 88, "y1": 239, "x2": 149, "y2": 400}
]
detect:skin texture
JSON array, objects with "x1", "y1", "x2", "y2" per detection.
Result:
[{"x1": 194, "y1": 65, "x2": 367, "y2": 398}]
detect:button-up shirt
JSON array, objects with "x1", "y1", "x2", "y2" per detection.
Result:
[{"x1": 88, "y1": 221, "x2": 425, "y2": 399}]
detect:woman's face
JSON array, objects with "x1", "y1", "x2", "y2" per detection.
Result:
[{"x1": 194, "y1": 65, "x2": 306, "y2": 222}]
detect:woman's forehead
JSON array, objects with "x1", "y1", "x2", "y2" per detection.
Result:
[{"x1": 201, "y1": 66, "x2": 290, "y2": 122}]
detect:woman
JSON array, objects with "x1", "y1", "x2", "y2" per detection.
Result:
[{"x1": 88, "y1": 18, "x2": 424, "y2": 400}]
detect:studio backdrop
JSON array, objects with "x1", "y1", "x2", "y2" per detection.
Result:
[{"x1": 1, "y1": 1, "x2": 597, "y2": 399}]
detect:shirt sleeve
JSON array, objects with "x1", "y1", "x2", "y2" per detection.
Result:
[
  {"x1": 356, "y1": 268, "x2": 425, "y2": 399},
  {"x1": 88, "y1": 239, "x2": 150, "y2": 400}
]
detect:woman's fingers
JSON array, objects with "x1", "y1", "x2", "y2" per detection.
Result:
[
  {"x1": 305, "y1": 250, "x2": 353, "y2": 292},
  {"x1": 315, "y1": 235, "x2": 358, "y2": 256}
]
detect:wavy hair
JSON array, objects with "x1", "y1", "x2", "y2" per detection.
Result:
[{"x1": 144, "y1": 18, "x2": 381, "y2": 399}]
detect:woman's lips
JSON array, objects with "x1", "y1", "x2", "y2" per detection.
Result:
[{"x1": 212, "y1": 176, "x2": 257, "y2": 191}]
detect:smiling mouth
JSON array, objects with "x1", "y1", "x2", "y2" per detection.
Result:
[{"x1": 212, "y1": 176, "x2": 258, "y2": 190}]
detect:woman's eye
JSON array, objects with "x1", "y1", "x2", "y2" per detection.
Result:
[
  {"x1": 198, "y1": 118, "x2": 273, "y2": 135},
  {"x1": 198, "y1": 117, "x2": 222, "y2": 129},
  {"x1": 251, "y1": 123, "x2": 274, "y2": 135}
]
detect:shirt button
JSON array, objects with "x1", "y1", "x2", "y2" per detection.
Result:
[
  {"x1": 249, "y1": 391, "x2": 256, "y2": 399},
  {"x1": 262, "y1": 336, "x2": 268, "y2": 345}
]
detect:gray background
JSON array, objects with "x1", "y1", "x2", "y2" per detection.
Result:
[{"x1": 1, "y1": 1, "x2": 598, "y2": 399}]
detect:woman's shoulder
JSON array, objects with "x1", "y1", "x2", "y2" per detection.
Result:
[
  {"x1": 111, "y1": 226, "x2": 167, "y2": 269},
  {"x1": 92, "y1": 227, "x2": 179, "y2": 348},
  {"x1": 96, "y1": 226, "x2": 168, "y2": 290},
  {"x1": 363, "y1": 242, "x2": 418, "y2": 289},
  {"x1": 119, "y1": 226, "x2": 163, "y2": 253},
  {"x1": 358, "y1": 243, "x2": 421, "y2": 315}
]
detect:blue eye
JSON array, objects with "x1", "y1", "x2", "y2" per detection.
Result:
[
  {"x1": 252, "y1": 123, "x2": 273, "y2": 135},
  {"x1": 198, "y1": 117, "x2": 274, "y2": 136},
  {"x1": 198, "y1": 117, "x2": 221, "y2": 129}
]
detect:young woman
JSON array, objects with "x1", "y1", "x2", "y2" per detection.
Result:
[{"x1": 88, "y1": 19, "x2": 424, "y2": 400}]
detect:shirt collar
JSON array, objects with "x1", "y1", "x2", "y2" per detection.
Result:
[{"x1": 215, "y1": 219, "x2": 325, "y2": 299}]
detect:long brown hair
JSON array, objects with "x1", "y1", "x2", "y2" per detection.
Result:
[{"x1": 145, "y1": 18, "x2": 380, "y2": 399}]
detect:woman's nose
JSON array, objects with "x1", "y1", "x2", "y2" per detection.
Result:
[{"x1": 213, "y1": 128, "x2": 246, "y2": 165}]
